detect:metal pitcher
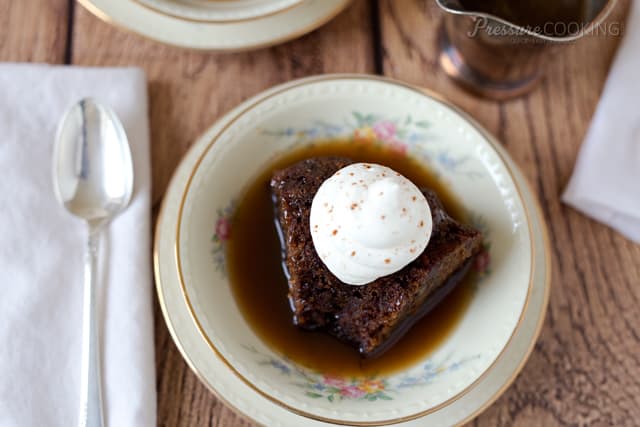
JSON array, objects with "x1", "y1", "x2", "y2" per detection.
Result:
[{"x1": 436, "y1": 0, "x2": 619, "y2": 100}]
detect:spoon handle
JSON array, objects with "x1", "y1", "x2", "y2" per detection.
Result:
[{"x1": 79, "y1": 231, "x2": 104, "y2": 427}]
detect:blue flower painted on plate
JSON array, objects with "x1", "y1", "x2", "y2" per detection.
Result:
[{"x1": 396, "y1": 353, "x2": 482, "y2": 389}]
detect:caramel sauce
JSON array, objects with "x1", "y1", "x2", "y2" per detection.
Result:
[{"x1": 227, "y1": 140, "x2": 475, "y2": 376}]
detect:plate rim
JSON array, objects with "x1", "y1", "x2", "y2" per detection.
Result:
[
  {"x1": 454, "y1": 125, "x2": 552, "y2": 427},
  {"x1": 172, "y1": 74, "x2": 536, "y2": 425},
  {"x1": 133, "y1": 0, "x2": 306, "y2": 24},
  {"x1": 77, "y1": 0, "x2": 351, "y2": 51}
]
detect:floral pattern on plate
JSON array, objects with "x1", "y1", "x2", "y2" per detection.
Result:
[
  {"x1": 211, "y1": 202, "x2": 234, "y2": 274},
  {"x1": 262, "y1": 111, "x2": 483, "y2": 179},
  {"x1": 262, "y1": 111, "x2": 429, "y2": 155},
  {"x1": 244, "y1": 345, "x2": 481, "y2": 402}
]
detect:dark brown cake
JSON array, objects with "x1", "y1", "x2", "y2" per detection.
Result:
[{"x1": 270, "y1": 157, "x2": 483, "y2": 358}]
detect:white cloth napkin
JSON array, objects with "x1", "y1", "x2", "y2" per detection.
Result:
[
  {"x1": 563, "y1": 2, "x2": 640, "y2": 243},
  {"x1": 0, "y1": 64, "x2": 156, "y2": 427}
]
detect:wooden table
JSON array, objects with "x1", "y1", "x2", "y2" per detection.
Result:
[{"x1": 3, "y1": 1, "x2": 639, "y2": 425}]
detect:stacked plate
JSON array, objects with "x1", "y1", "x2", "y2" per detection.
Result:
[
  {"x1": 155, "y1": 75, "x2": 551, "y2": 426},
  {"x1": 78, "y1": 0, "x2": 351, "y2": 50}
]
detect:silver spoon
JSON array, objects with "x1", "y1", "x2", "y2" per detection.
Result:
[{"x1": 53, "y1": 98, "x2": 134, "y2": 427}]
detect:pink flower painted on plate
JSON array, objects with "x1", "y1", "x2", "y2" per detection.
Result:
[
  {"x1": 373, "y1": 121, "x2": 397, "y2": 142},
  {"x1": 323, "y1": 375, "x2": 346, "y2": 388},
  {"x1": 340, "y1": 385, "x2": 366, "y2": 399},
  {"x1": 474, "y1": 248, "x2": 490, "y2": 274},
  {"x1": 215, "y1": 217, "x2": 231, "y2": 241},
  {"x1": 389, "y1": 139, "x2": 408, "y2": 155}
]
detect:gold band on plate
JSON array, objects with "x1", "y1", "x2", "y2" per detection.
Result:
[
  {"x1": 168, "y1": 74, "x2": 540, "y2": 426},
  {"x1": 132, "y1": 0, "x2": 305, "y2": 24},
  {"x1": 451, "y1": 122, "x2": 552, "y2": 427},
  {"x1": 76, "y1": 0, "x2": 352, "y2": 52}
]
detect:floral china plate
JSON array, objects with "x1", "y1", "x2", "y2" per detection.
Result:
[
  {"x1": 167, "y1": 75, "x2": 534, "y2": 425},
  {"x1": 155, "y1": 74, "x2": 550, "y2": 426}
]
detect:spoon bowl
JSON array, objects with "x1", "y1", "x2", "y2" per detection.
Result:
[{"x1": 53, "y1": 98, "x2": 133, "y2": 227}]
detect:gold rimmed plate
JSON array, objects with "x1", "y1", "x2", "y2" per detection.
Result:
[
  {"x1": 134, "y1": 0, "x2": 305, "y2": 23},
  {"x1": 168, "y1": 75, "x2": 536, "y2": 425},
  {"x1": 154, "y1": 75, "x2": 550, "y2": 427},
  {"x1": 78, "y1": 0, "x2": 351, "y2": 51}
]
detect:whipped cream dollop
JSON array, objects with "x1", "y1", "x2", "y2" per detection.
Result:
[{"x1": 310, "y1": 163, "x2": 432, "y2": 285}]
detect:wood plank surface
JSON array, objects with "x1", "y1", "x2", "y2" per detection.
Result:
[
  {"x1": 0, "y1": 0, "x2": 69, "y2": 63},
  {"x1": 3, "y1": 0, "x2": 639, "y2": 425},
  {"x1": 379, "y1": 1, "x2": 640, "y2": 426},
  {"x1": 70, "y1": 2, "x2": 375, "y2": 426}
]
